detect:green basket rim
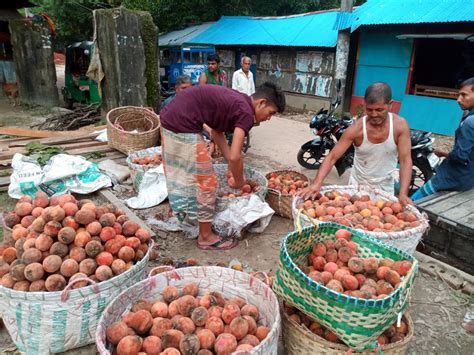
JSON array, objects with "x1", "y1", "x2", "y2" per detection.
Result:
[{"x1": 279, "y1": 222, "x2": 418, "y2": 307}]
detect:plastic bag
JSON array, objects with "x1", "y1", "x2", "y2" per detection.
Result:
[
  {"x1": 148, "y1": 194, "x2": 274, "y2": 239},
  {"x1": 8, "y1": 153, "x2": 112, "y2": 198},
  {"x1": 126, "y1": 164, "x2": 168, "y2": 209}
]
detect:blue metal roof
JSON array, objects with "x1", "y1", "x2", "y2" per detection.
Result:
[
  {"x1": 159, "y1": 23, "x2": 215, "y2": 47},
  {"x1": 190, "y1": 11, "x2": 339, "y2": 47},
  {"x1": 351, "y1": 0, "x2": 474, "y2": 30}
]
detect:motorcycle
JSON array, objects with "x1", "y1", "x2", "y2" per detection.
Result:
[{"x1": 297, "y1": 104, "x2": 440, "y2": 194}]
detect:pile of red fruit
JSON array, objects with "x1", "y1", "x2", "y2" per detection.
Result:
[
  {"x1": 0, "y1": 192, "x2": 153, "y2": 292},
  {"x1": 267, "y1": 172, "x2": 308, "y2": 195},
  {"x1": 106, "y1": 284, "x2": 271, "y2": 355},
  {"x1": 220, "y1": 171, "x2": 261, "y2": 198},
  {"x1": 132, "y1": 154, "x2": 162, "y2": 166},
  {"x1": 303, "y1": 229, "x2": 412, "y2": 299},
  {"x1": 284, "y1": 303, "x2": 410, "y2": 346},
  {"x1": 297, "y1": 190, "x2": 421, "y2": 232}
]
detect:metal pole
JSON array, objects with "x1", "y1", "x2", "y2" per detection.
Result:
[{"x1": 334, "y1": 0, "x2": 354, "y2": 112}]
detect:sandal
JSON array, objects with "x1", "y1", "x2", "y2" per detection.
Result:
[{"x1": 197, "y1": 238, "x2": 237, "y2": 251}]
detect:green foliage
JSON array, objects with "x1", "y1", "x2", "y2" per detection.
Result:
[{"x1": 25, "y1": 141, "x2": 65, "y2": 166}]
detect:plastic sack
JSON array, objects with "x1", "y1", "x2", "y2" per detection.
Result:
[
  {"x1": 149, "y1": 194, "x2": 274, "y2": 239},
  {"x1": 8, "y1": 153, "x2": 112, "y2": 199},
  {"x1": 126, "y1": 164, "x2": 168, "y2": 209}
]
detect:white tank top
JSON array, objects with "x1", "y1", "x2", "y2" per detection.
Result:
[{"x1": 349, "y1": 113, "x2": 398, "y2": 194}]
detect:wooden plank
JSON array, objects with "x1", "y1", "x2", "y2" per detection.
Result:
[
  {"x1": 7, "y1": 135, "x2": 98, "y2": 147},
  {"x1": 458, "y1": 213, "x2": 474, "y2": 228},
  {"x1": 426, "y1": 189, "x2": 474, "y2": 214},
  {"x1": 416, "y1": 191, "x2": 458, "y2": 208},
  {"x1": 98, "y1": 189, "x2": 156, "y2": 237},
  {"x1": 0, "y1": 125, "x2": 107, "y2": 138}
]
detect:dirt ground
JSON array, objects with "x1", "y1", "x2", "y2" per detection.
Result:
[{"x1": 0, "y1": 107, "x2": 471, "y2": 354}]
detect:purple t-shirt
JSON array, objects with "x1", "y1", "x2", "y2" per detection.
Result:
[{"x1": 160, "y1": 85, "x2": 254, "y2": 135}]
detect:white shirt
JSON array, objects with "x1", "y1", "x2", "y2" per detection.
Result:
[{"x1": 232, "y1": 68, "x2": 255, "y2": 96}]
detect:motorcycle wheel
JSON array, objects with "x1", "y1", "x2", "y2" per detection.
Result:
[
  {"x1": 297, "y1": 147, "x2": 324, "y2": 169},
  {"x1": 409, "y1": 160, "x2": 433, "y2": 195}
]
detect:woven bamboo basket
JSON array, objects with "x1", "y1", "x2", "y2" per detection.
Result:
[
  {"x1": 265, "y1": 170, "x2": 309, "y2": 219},
  {"x1": 272, "y1": 223, "x2": 418, "y2": 351},
  {"x1": 282, "y1": 311, "x2": 414, "y2": 355},
  {"x1": 106, "y1": 106, "x2": 160, "y2": 154},
  {"x1": 0, "y1": 244, "x2": 151, "y2": 354},
  {"x1": 1, "y1": 214, "x2": 14, "y2": 246},
  {"x1": 96, "y1": 266, "x2": 281, "y2": 355},
  {"x1": 292, "y1": 185, "x2": 430, "y2": 255}
]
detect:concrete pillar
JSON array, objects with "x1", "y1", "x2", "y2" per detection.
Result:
[
  {"x1": 334, "y1": 0, "x2": 353, "y2": 111},
  {"x1": 94, "y1": 7, "x2": 159, "y2": 112},
  {"x1": 9, "y1": 20, "x2": 59, "y2": 107}
]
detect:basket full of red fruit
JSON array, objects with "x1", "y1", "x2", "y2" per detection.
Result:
[
  {"x1": 292, "y1": 185, "x2": 429, "y2": 255},
  {"x1": 282, "y1": 303, "x2": 413, "y2": 354},
  {"x1": 272, "y1": 222, "x2": 418, "y2": 351},
  {"x1": 96, "y1": 266, "x2": 281, "y2": 355},
  {"x1": 265, "y1": 170, "x2": 309, "y2": 219}
]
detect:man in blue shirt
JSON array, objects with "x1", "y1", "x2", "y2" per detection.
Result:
[{"x1": 412, "y1": 77, "x2": 474, "y2": 201}]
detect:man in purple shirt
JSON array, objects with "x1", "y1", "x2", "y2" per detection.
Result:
[{"x1": 160, "y1": 82, "x2": 285, "y2": 250}]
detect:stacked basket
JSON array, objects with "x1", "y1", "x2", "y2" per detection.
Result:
[
  {"x1": 273, "y1": 223, "x2": 418, "y2": 352},
  {"x1": 265, "y1": 170, "x2": 309, "y2": 219},
  {"x1": 106, "y1": 106, "x2": 161, "y2": 154},
  {"x1": 292, "y1": 185, "x2": 430, "y2": 255}
]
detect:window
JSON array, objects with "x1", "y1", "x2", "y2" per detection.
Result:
[
  {"x1": 411, "y1": 38, "x2": 474, "y2": 99},
  {"x1": 183, "y1": 51, "x2": 191, "y2": 64},
  {"x1": 191, "y1": 51, "x2": 203, "y2": 64}
]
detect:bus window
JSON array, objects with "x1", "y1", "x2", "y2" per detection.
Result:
[
  {"x1": 192, "y1": 51, "x2": 203, "y2": 64},
  {"x1": 183, "y1": 51, "x2": 191, "y2": 64}
]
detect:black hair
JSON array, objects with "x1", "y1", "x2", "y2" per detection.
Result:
[
  {"x1": 364, "y1": 82, "x2": 392, "y2": 104},
  {"x1": 460, "y1": 77, "x2": 474, "y2": 91},
  {"x1": 252, "y1": 81, "x2": 286, "y2": 113},
  {"x1": 207, "y1": 53, "x2": 220, "y2": 63}
]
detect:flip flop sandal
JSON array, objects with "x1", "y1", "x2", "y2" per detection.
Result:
[{"x1": 197, "y1": 238, "x2": 237, "y2": 251}]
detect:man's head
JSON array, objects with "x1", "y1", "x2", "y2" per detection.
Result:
[
  {"x1": 241, "y1": 56, "x2": 251, "y2": 73},
  {"x1": 364, "y1": 82, "x2": 393, "y2": 126},
  {"x1": 251, "y1": 82, "x2": 285, "y2": 123},
  {"x1": 175, "y1": 75, "x2": 192, "y2": 93},
  {"x1": 458, "y1": 77, "x2": 474, "y2": 111},
  {"x1": 207, "y1": 53, "x2": 220, "y2": 73}
]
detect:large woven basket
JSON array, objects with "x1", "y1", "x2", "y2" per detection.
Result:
[
  {"x1": 96, "y1": 266, "x2": 281, "y2": 355},
  {"x1": 282, "y1": 311, "x2": 414, "y2": 355},
  {"x1": 265, "y1": 170, "x2": 308, "y2": 219},
  {"x1": 272, "y1": 223, "x2": 418, "y2": 351},
  {"x1": 214, "y1": 164, "x2": 268, "y2": 213},
  {"x1": 292, "y1": 185, "x2": 430, "y2": 255},
  {"x1": 0, "y1": 245, "x2": 151, "y2": 354},
  {"x1": 106, "y1": 106, "x2": 160, "y2": 154}
]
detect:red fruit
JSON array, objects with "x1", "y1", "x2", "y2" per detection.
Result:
[
  {"x1": 348, "y1": 257, "x2": 364, "y2": 273},
  {"x1": 95, "y1": 265, "x2": 113, "y2": 281},
  {"x1": 100, "y1": 226, "x2": 116, "y2": 242},
  {"x1": 255, "y1": 326, "x2": 270, "y2": 341},
  {"x1": 335, "y1": 229, "x2": 351, "y2": 240},
  {"x1": 162, "y1": 285, "x2": 180, "y2": 303},
  {"x1": 58, "y1": 227, "x2": 76, "y2": 244},
  {"x1": 392, "y1": 260, "x2": 412, "y2": 276},
  {"x1": 363, "y1": 257, "x2": 379, "y2": 274},
  {"x1": 96, "y1": 251, "x2": 113, "y2": 266},
  {"x1": 214, "y1": 333, "x2": 237, "y2": 355},
  {"x1": 376, "y1": 266, "x2": 391, "y2": 280},
  {"x1": 222, "y1": 302, "x2": 241, "y2": 324},
  {"x1": 117, "y1": 335, "x2": 143, "y2": 355},
  {"x1": 312, "y1": 243, "x2": 326, "y2": 257},
  {"x1": 324, "y1": 262, "x2": 338, "y2": 274},
  {"x1": 354, "y1": 273, "x2": 366, "y2": 285},
  {"x1": 337, "y1": 247, "x2": 354, "y2": 263},
  {"x1": 385, "y1": 270, "x2": 401, "y2": 286},
  {"x1": 326, "y1": 279, "x2": 344, "y2": 293},
  {"x1": 312, "y1": 256, "x2": 326, "y2": 271},
  {"x1": 241, "y1": 304, "x2": 259, "y2": 321},
  {"x1": 334, "y1": 269, "x2": 351, "y2": 283},
  {"x1": 342, "y1": 275, "x2": 359, "y2": 291},
  {"x1": 325, "y1": 249, "x2": 338, "y2": 263},
  {"x1": 118, "y1": 246, "x2": 135, "y2": 262}
]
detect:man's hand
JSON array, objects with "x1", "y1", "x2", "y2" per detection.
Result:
[
  {"x1": 227, "y1": 176, "x2": 244, "y2": 189},
  {"x1": 398, "y1": 194, "x2": 414, "y2": 206},
  {"x1": 298, "y1": 184, "x2": 321, "y2": 200},
  {"x1": 434, "y1": 149, "x2": 448, "y2": 158}
]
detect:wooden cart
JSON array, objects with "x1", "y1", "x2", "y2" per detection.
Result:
[{"x1": 416, "y1": 189, "x2": 474, "y2": 274}]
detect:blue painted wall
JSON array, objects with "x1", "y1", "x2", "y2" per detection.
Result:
[
  {"x1": 399, "y1": 95, "x2": 462, "y2": 136},
  {"x1": 354, "y1": 28, "x2": 413, "y2": 101},
  {"x1": 354, "y1": 27, "x2": 460, "y2": 136}
]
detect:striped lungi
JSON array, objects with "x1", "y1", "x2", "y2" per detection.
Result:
[{"x1": 161, "y1": 128, "x2": 217, "y2": 223}]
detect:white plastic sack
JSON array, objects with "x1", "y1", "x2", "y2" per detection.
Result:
[
  {"x1": 8, "y1": 153, "x2": 112, "y2": 199},
  {"x1": 94, "y1": 128, "x2": 108, "y2": 142},
  {"x1": 126, "y1": 164, "x2": 168, "y2": 209},
  {"x1": 214, "y1": 194, "x2": 275, "y2": 237},
  {"x1": 148, "y1": 194, "x2": 274, "y2": 239}
]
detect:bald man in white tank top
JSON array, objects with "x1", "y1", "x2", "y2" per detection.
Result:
[{"x1": 300, "y1": 83, "x2": 414, "y2": 206}]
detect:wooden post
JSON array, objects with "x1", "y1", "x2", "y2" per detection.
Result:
[{"x1": 334, "y1": 0, "x2": 354, "y2": 112}]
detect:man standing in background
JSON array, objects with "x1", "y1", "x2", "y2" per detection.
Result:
[
  {"x1": 199, "y1": 53, "x2": 227, "y2": 87},
  {"x1": 232, "y1": 56, "x2": 255, "y2": 96}
]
